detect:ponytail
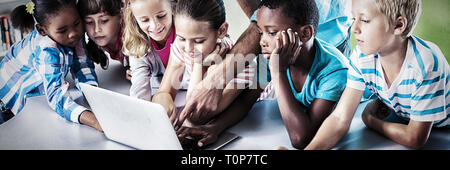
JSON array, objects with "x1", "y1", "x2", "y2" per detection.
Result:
[
  {"x1": 10, "y1": 5, "x2": 35, "y2": 32},
  {"x1": 86, "y1": 38, "x2": 109, "y2": 69}
]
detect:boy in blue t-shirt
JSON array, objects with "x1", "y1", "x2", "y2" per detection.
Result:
[
  {"x1": 306, "y1": 0, "x2": 449, "y2": 150},
  {"x1": 177, "y1": 0, "x2": 349, "y2": 149}
]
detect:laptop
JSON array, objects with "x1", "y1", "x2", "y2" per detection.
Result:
[{"x1": 79, "y1": 83, "x2": 238, "y2": 150}]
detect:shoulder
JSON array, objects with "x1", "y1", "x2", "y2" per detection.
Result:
[
  {"x1": 407, "y1": 36, "x2": 447, "y2": 80},
  {"x1": 315, "y1": 39, "x2": 349, "y2": 71}
]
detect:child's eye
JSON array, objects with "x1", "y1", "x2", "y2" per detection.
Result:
[
  {"x1": 177, "y1": 37, "x2": 185, "y2": 41},
  {"x1": 194, "y1": 40, "x2": 205, "y2": 44},
  {"x1": 139, "y1": 18, "x2": 149, "y2": 23},
  {"x1": 360, "y1": 19, "x2": 370, "y2": 23},
  {"x1": 157, "y1": 14, "x2": 167, "y2": 19},
  {"x1": 57, "y1": 29, "x2": 67, "y2": 34},
  {"x1": 74, "y1": 20, "x2": 81, "y2": 26},
  {"x1": 269, "y1": 32, "x2": 278, "y2": 36},
  {"x1": 85, "y1": 21, "x2": 93, "y2": 25},
  {"x1": 101, "y1": 19, "x2": 109, "y2": 24}
]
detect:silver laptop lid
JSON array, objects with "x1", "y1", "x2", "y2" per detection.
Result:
[{"x1": 79, "y1": 83, "x2": 182, "y2": 150}]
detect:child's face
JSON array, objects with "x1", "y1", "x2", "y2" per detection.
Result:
[
  {"x1": 256, "y1": 6, "x2": 298, "y2": 59},
  {"x1": 40, "y1": 7, "x2": 83, "y2": 48},
  {"x1": 84, "y1": 12, "x2": 122, "y2": 48},
  {"x1": 351, "y1": 0, "x2": 396, "y2": 55},
  {"x1": 130, "y1": 0, "x2": 173, "y2": 44},
  {"x1": 174, "y1": 15, "x2": 223, "y2": 59}
]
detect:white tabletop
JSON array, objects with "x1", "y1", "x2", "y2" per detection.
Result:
[{"x1": 0, "y1": 60, "x2": 449, "y2": 150}]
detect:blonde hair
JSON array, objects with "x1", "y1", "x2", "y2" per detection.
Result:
[
  {"x1": 122, "y1": 0, "x2": 177, "y2": 58},
  {"x1": 374, "y1": 0, "x2": 422, "y2": 38}
]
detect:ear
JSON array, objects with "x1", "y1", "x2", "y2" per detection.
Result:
[
  {"x1": 36, "y1": 24, "x2": 48, "y2": 36},
  {"x1": 217, "y1": 22, "x2": 229, "y2": 39},
  {"x1": 393, "y1": 16, "x2": 407, "y2": 36},
  {"x1": 299, "y1": 25, "x2": 314, "y2": 43}
]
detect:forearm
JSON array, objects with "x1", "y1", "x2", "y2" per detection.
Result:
[
  {"x1": 365, "y1": 114, "x2": 431, "y2": 149},
  {"x1": 205, "y1": 22, "x2": 261, "y2": 89},
  {"x1": 237, "y1": 0, "x2": 260, "y2": 18},
  {"x1": 209, "y1": 88, "x2": 262, "y2": 132},
  {"x1": 304, "y1": 114, "x2": 351, "y2": 150},
  {"x1": 273, "y1": 73, "x2": 312, "y2": 142}
]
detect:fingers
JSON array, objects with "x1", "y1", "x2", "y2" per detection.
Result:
[
  {"x1": 292, "y1": 32, "x2": 302, "y2": 64},
  {"x1": 198, "y1": 134, "x2": 215, "y2": 147},
  {"x1": 169, "y1": 107, "x2": 178, "y2": 124},
  {"x1": 177, "y1": 126, "x2": 215, "y2": 148},
  {"x1": 175, "y1": 104, "x2": 194, "y2": 130}
]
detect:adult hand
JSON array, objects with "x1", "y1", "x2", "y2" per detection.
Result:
[
  {"x1": 177, "y1": 124, "x2": 220, "y2": 148},
  {"x1": 203, "y1": 41, "x2": 230, "y2": 65},
  {"x1": 175, "y1": 86, "x2": 223, "y2": 129},
  {"x1": 269, "y1": 28, "x2": 302, "y2": 74},
  {"x1": 152, "y1": 93, "x2": 178, "y2": 123}
]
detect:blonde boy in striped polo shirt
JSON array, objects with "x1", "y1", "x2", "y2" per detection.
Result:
[{"x1": 306, "y1": 0, "x2": 449, "y2": 150}]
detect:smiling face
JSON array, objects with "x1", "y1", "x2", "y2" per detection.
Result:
[
  {"x1": 351, "y1": 0, "x2": 397, "y2": 55},
  {"x1": 84, "y1": 12, "x2": 122, "y2": 49},
  {"x1": 38, "y1": 6, "x2": 84, "y2": 48},
  {"x1": 256, "y1": 6, "x2": 298, "y2": 59},
  {"x1": 130, "y1": 0, "x2": 173, "y2": 45},
  {"x1": 174, "y1": 15, "x2": 225, "y2": 58}
]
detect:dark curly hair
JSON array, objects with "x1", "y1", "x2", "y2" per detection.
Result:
[{"x1": 258, "y1": 0, "x2": 319, "y2": 35}]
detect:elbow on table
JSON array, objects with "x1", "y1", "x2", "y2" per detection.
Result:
[
  {"x1": 290, "y1": 138, "x2": 310, "y2": 150},
  {"x1": 288, "y1": 131, "x2": 314, "y2": 150},
  {"x1": 404, "y1": 134, "x2": 428, "y2": 149}
]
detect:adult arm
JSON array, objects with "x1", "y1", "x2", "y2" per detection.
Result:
[
  {"x1": 237, "y1": 0, "x2": 260, "y2": 19},
  {"x1": 177, "y1": 87, "x2": 263, "y2": 147},
  {"x1": 177, "y1": 22, "x2": 261, "y2": 127}
]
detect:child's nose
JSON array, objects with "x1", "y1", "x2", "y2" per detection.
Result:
[
  {"x1": 95, "y1": 23, "x2": 102, "y2": 33},
  {"x1": 185, "y1": 42, "x2": 194, "y2": 53},
  {"x1": 351, "y1": 21, "x2": 361, "y2": 34},
  {"x1": 149, "y1": 20, "x2": 158, "y2": 31},
  {"x1": 260, "y1": 38, "x2": 268, "y2": 48}
]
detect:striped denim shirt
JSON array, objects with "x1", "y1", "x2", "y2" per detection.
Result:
[{"x1": 0, "y1": 29, "x2": 98, "y2": 123}]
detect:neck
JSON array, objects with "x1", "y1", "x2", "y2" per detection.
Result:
[{"x1": 378, "y1": 36, "x2": 408, "y2": 69}]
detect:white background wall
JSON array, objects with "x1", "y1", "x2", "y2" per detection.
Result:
[
  {"x1": 223, "y1": 0, "x2": 251, "y2": 42},
  {"x1": 0, "y1": 0, "x2": 28, "y2": 14}
]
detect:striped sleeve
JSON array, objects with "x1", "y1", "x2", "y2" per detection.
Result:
[
  {"x1": 409, "y1": 38, "x2": 448, "y2": 122},
  {"x1": 37, "y1": 47, "x2": 87, "y2": 124},
  {"x1": 72, "y1": 39, "x2": 98, "y2": 87},
  {"x1": 410, "y1": 70, "x2": 446, "y2": 122},
  {"x1": 346, "y1": 48, "x2": 366, "y2": 91}
]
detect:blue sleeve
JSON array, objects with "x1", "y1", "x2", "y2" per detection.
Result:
[
  {"x1": 36, "y1": 47, "x2": 88, "y2": 123},
  {"x1": 71, "y1": 38, "x2": 98, "y2": 88}
]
